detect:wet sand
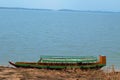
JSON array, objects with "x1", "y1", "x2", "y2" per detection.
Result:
[{"x1": 0, "y1": 66, "x2": 120, "y2": 80}]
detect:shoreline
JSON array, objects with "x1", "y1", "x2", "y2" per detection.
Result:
[{"x1": 0, "y1": 66, "x2": 120, "y2": 80}]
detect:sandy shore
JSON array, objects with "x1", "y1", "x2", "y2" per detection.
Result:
[{"x1": 0, "y1": 66, "x2": 120, "y2": 80}]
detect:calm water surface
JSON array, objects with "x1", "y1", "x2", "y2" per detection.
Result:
[{"x1": 0, "y1": 9, "x2": 120, "y2": 67}]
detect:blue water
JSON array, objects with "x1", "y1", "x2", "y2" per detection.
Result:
[{"x1": 0, "y1": 9, "x2": 120, "y2": 67}]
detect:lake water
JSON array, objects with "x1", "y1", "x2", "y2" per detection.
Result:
[{"x1": 0, "y1": 9, "x2": 120, "y2": 68}]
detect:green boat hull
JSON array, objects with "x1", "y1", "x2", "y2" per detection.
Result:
[
  {"x1": 9, "y1": 55, "x2": 106, "y2": 69},
  {"x1": 9, "y1": 61, "x2": 105, "y2": 69}
]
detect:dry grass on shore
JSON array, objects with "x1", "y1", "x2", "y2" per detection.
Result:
[{"x1": 0, "y1": 66, "x2": 120, "y2": 80}]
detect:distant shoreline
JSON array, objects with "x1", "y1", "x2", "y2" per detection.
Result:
[{"x1": 0, "y1": 7, "x2": 120, "y2": 13}]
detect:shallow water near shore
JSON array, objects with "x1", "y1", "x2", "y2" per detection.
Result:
[{"x1": 0, "y1": 9, "x2": 120, "y2": 68}]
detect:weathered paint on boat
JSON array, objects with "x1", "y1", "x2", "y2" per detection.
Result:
[{"x1": 9, "y1": 55, "x2": 106, "y2": 69}]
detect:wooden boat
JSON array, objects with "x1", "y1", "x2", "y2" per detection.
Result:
[{"x1": 9, "y1": 55, "x2": 106, "y2": 69}]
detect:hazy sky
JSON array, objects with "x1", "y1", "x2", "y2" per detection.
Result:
[{"x1": 0, "y1": 0, "x2": 120, "y2": 11}]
